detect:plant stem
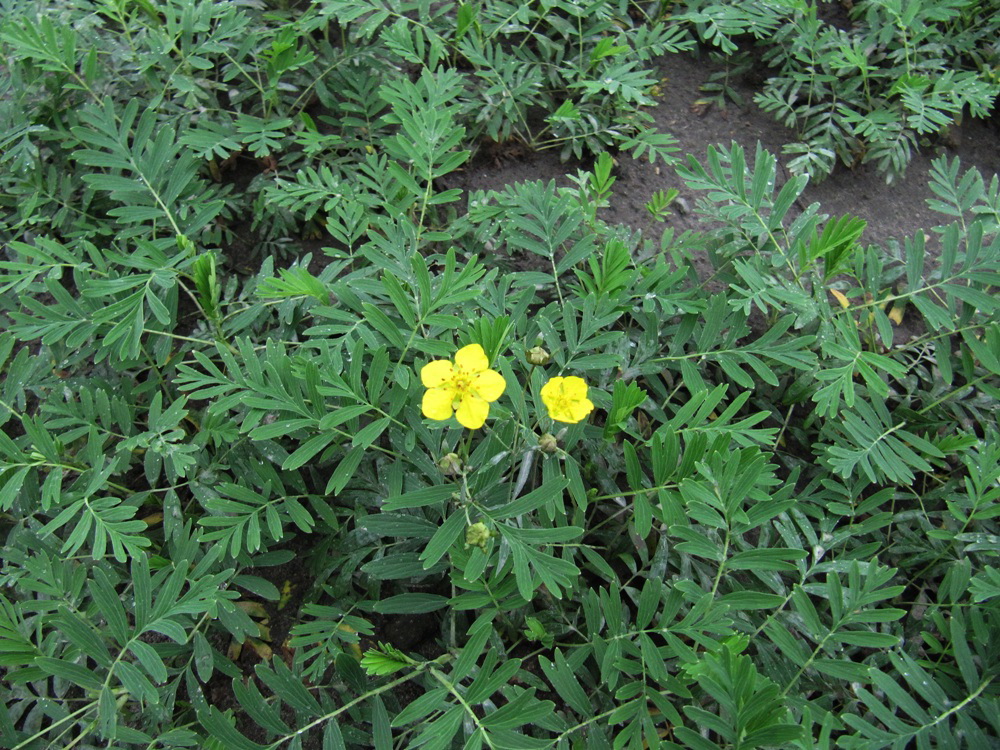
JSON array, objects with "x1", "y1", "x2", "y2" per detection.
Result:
[{"x1": 268, "y1": 656, "x2": 450, "y2": 748}]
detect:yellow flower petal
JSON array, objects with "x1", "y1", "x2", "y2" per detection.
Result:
[
  {"x1": 455, "y1": 395, "x2": 490, "y2": 429},
  {"x1": 549, "y1": 406, "x2": 574, "y2": 423},
  {"x1": 541, "y1": 376, "x2": 594, "y2": 423},
  {"x1": 454, "y1": 343, "x2": 489, "y2": 374},
  {"x1": 471, "y1": 369, "x2": 506, "y2": 402},
  {"x1": 421, "y1": 359, "x2": 454, "y2": 388},
  {"x1": 540, "y1": 377, "x2": 562, "y2": 401},
  {"x1": 568, "y1": 397, "x2": 595, "y2": 423},
  {"x1": 422, "y1": 386, "x2": 455, "y2": 421},
  {"x1": 560, "y1": 376, "x2": 589, "y2": 400}
]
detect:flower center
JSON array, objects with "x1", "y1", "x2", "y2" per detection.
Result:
[
  {"x1": 451, "y1": 374, "x2": 473, "y2": 403},
  {"x1": 551, "y1": 395, "x2": 571, "y2": 413}
]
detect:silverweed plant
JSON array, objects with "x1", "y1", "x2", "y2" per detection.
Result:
[{"x1": 1, "y1": 1, "x2": 999, "y2": 749}]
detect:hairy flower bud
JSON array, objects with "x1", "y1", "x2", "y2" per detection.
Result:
[
  {"x1": 465, "y1": 522, "x2": 491, "y2": 549},
  {"x1": 438, "y1": 452, "x2": 463, "y2": 476},
  {"x1": 526, "y1": 346, "x2": 551, "y2": 366},
  {"x1": 538, "y1": 433, "x2": 559, "y2": 454}
]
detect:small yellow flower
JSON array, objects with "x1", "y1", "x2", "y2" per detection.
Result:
[
  {"x1": 541, "y1": 376, "x2": 594, "y2": 424},
  {"x1": 421, "y1": 344, "x2": 506, "y2": 429}
]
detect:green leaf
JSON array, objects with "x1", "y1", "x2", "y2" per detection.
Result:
[
  {"x1": 255, "y1": 659, "x2": 322, "y2": 715},
  {"x1": 540, "y1": 649, "x2": 592, "y2": 715},
  {"x1": 719, "y1": 591, "x2": 786, "y2": 610},
  {"x1": 323, "y1": 720, "x2": 347, "y2": 750},
  {"x1": 833, "y1": 631, "x2": 899, "y2": 648},
  {"x1": 383, "y1": 484, "x2": 457, "y2": 511},
  {"x1": 727, "y1": 548, "x2": 807, "y2": 571},
  {"x1": 326, "y1": 446, "x2": 366, "y2": 495},
  {"x1": 283, "y1": 432, "x2": 338, "y2": 471},
  {"x1": 420, "y1": 510, "x2": 467, "y2": 569},
  {"x1": 372, "y1": 696, "x2": 392, "y2": 750},
  {"x1": 193, "y1": 632, "x2": 214, "y2": 683},
  {"x1": 362, "y1": 552, "x2": 446, "y2": 580},
  {"x1": 98, "y1": 684, "x2": 117, "y2": 739},
  {"x1": 35, "y1": 657, "x2": 103, "y2": 690},
  {"x1": 812, "y1": 659, "x2": 870, "y2": 681},
  {"x1": 352, "y1": 417, "x2": 389, "y2": 449},
  {"x1": 374, "y1": 594, "x2": 449, "y2": 614},
  {"x1": 202, "y1": 707, "x2": 270, "y2": 750},
  {"x1": 259, "y1": 266, "x2": 331, "y2": 303},
  {"x1": 490, "y1": 478, "x2": 569, "y2": 520},
  {"x1": 603, "y1": 379, "x2": 647, "y2": 438}
]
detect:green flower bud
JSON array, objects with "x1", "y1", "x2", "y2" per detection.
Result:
[
  {"x1": 538, "y1": 433, "x2": 559, "y2": 454},
  {"x1": 438, "y1": 452, "x2": 463, "y2": 477},
  {"x1": 526, "y1": 346, "x2": 551, "y2": 366},
  {"x1": 465, "y1": 522, "x2": 491, "y2": 549}
]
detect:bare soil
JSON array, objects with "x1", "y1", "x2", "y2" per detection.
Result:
[{"x1": 452, "y1": 51, "x2": 1000, "y2": 273}]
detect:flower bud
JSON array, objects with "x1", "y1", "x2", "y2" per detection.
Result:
[
  {"x1": 438, "y1": 452, "x2": 463, "y2": 477},
  {"x1": 538, "y1": 433, "x2": 559, "y2": 454},
  {"x1": 526, "y1": 346, "x2": 550, "y2": 366},
  {"x1": 465, "y1": 522, "x2": 491, "y2": 549}
]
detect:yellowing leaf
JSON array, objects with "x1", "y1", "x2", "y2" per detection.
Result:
[
  {"x1": 888, "y1": 305, "x2": 904, "y2": 325},
  {"x1": 247, "y1": 638, "x2": 272, "y2": 661},
  {"x1": 237, "y1": 601, "x2": 269, "y2": 620},
  {"x1": 278, "y1": 580, "x2": 294, "y2": 611},
  {"x1": 830, "y1": 289, "x2": 850, "y2": 309},
  {"x1": 338, "y1": 623, "x2": 363, "y2": 659}
]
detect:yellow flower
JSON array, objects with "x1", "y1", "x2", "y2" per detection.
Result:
[
  {"x1": 421, "y1": 344, "x2": 506, "y2": 429},
  {"x1": 540, "y1": 376, "x2": 594, "y2": 424}
]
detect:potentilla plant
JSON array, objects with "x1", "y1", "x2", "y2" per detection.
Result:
[
  {"x1": 673, "y1": 0, "x2": 1000, "y2": 183},
  {"x1": 413, "y1": 343, "x2": 599, "y2": 599},
  {"x1": 0, "y1": 1, "x2": 998, "y2": 748}
]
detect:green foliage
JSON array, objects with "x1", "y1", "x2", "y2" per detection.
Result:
[
  {"x1": 674, "y1": 0, "x2": 1000, "y2": 182},
  {"x1": 1, "y1": 1, "x2": 999, "y2": 749}
]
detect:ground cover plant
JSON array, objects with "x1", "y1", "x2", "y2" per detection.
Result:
[
  {"x1": 1, "y1": 0, "x2": 999, "y2": 749},
  {"x1": 674, "y1": 0, "x2": 1000, "y2": 182}
]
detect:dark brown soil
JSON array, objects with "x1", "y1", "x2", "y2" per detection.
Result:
[{"x1": 452, "y1": 51, "x2": 1000, "y2": 276}]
